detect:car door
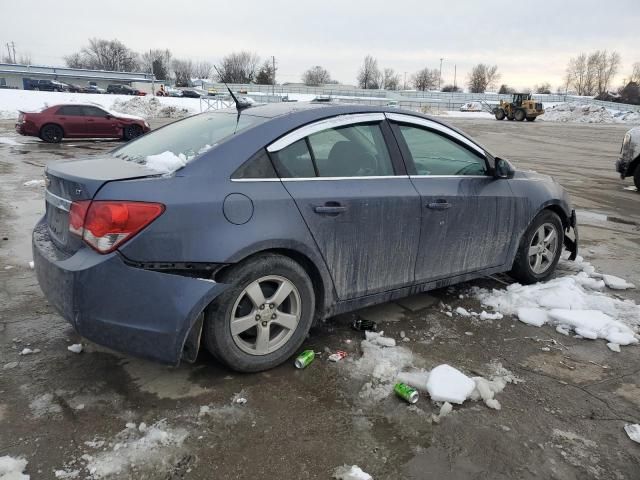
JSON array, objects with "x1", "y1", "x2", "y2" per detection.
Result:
[
  {"x1": 82, "y1": 106, "x2": 119, "y2": 137},
  {"x1": 267, "y1": 114, "x2": 422, "y2": 300},
  {"x1": 387, "y1": 113, "x2": 517, "y2": 282},
  {"x1": 54, "y1": 106, "x2": 86, "y2": 136}
]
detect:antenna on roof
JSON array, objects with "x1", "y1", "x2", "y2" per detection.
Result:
[{"x1": 213, "y1": 65, "x2": 252, "y2": 111}]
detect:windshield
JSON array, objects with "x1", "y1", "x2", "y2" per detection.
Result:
[{"x1": 112, "y1": 111, "x2": 266, "y2": 173}]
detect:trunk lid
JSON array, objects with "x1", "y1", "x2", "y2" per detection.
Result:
[{"x1": 45, "y1": 156, "x2": 158, "y2": 252}]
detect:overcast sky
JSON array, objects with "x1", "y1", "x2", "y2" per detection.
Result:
[{"x1": 2, "y1": 0, "x2": 639, "y2": 90}]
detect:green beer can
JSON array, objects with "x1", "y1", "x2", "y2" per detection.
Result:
[
  {"x1": 294, "y1": 350, "x2": 315, "y2": 369},
  {"x1": 394, "y1": 382, "x2": 419, "y2": 404}
]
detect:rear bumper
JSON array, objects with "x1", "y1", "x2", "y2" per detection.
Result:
[
  {"x1": 15, "y1": 122, "x2": 38, "y2": 136},
  {"x1": 32, "y1": 220, "x2": 228, "y2": 365}
]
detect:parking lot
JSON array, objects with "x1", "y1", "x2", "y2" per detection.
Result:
[{"x1": 1, "y1": 116, "x2": 639, "y2": 479}]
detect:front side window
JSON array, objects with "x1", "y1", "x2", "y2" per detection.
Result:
[
  {"x1": 398, "y1": 124, "x2": 487, "y2": 176},
  {"x1": 82, "y1": 106, "x2": 107, "y2": 117},
  {"x1": 112, "y1": 112, "x2": 266, "y2": 172}
]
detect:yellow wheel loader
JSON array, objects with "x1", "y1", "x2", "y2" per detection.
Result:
[{"x1": 493, "y1": 93, "x2": 544, "y2": 122}]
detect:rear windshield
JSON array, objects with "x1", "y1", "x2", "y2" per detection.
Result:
[{"x1": 112, "y1": 111, "x2": 266, "y2": 173}]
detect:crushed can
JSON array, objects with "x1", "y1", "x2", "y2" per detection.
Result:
[
  {"x1": 394, "y1": 382, "x2": 419, "y2": 404},
  {"x1": 352, "y1": 318, "x2": 378, "y2": 332},
  {"x1": 294, "y1": 349, "x2": 315, "y2": 369},
  {"x1": 328, "y1": 350, "x2": 348, "y2": 362}
]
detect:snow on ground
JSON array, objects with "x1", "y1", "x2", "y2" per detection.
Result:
[
  {"x1": 23, "y1": 179, "x2": 44, "y2": 187},
  {"x1": 75, "y1": 421, "x2": 187, "y2": 479},
  {"x1": 540, "y1": 102, "x2": 640, "y2": 124},
  {"x1": 625, "y1": 424, "x2": 640, "y2": 444},
  {"x1": 436, "y1": 110, "x2": 494, "y2": 119},
  {"x1": 473, "y1": 256, "x2": 640, "y2": 348},
  {"x1": 333, "y1": 465, "x2": 373, "y2": 480},
  {"x1": 0, "y1": 456, "x2": 29, "y2": 479},
  {"x1": 0, "y1": 136, "x2": 20, "y2": 145},
  {"x1": 0, "y1": 89, "x2": 201, "y2": 120}
]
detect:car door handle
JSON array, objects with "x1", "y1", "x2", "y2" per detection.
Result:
[
  {"x1": 313, "y1": 203, "x2": 347, "y2": 215},
  {"x1": 427, "y1": 200, "x2": 451, "y2": 210}
]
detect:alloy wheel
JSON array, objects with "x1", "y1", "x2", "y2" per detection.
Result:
[
  {"x1": 230, "y1": 275, "x2": 301, "y2": 356},
  {"x1": 528, "y1": 223, "x2": 558, "y2": 274}
]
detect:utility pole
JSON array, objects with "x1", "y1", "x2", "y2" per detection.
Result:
[
  {"x1": 454, "y1": 64, "x2": 457, "y2": 90},
  {"x1": 404, "y1": 72, "x2": 407, "y2": 90},
  {"x1": 439, "y1": 58, "x2": 443, "y2": 91},
  {"x1": 272, "y1": 56, "x2": 276, "y2": 95},
  {"x1": 11, "y1": 42, "x2": 16, "y2": 63},
  {"x1": 5, "y1": 43, "x2": 10, "y2": 63}
]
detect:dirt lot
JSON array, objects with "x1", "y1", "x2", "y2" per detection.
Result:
[{"x1": 1, "y1": 116, "x2": 639, "y2": 479}]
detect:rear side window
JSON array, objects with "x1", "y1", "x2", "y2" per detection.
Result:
[
  {"x1": 112, "y1": 112, "x2": 266, "y2": 172},
  {"x1": 232, "y1": 150, "x2": 277, "y2": 179},
  {"x1": 82, "y1": 106, "x2": 107, "y2": 117},
  {"x1": 56, "y1": 106, "x2": 84, "y2": 116},
  {"x1": 397, "y1": 125, "x2": 486, "y2": 176},
  {"x1": 271, "y1": 139, "x2": 316, "y2": 178}
]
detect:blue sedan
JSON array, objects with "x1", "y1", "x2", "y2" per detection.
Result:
[{"x1": 33, "y1": 102, "x2": 578, "y2": 372}]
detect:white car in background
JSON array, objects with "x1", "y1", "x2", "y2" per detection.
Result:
[{"x1": 617, "y1": 126, "x2": 640, "y2": 190}]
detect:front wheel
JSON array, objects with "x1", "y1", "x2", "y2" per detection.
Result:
[
  {"x1": 509, "y1": 210, "x2": 564, "y2": 284},
  {"x1": 515, "y1": 109, "x2": 526, "y2": 121},
  {"x1": 40, "y1": 124, "x2": 64, "y2": 143},
  {"x1": 123, "y1": 124, "x2": 143, "y2": 141},
  {"x1": 494, "y1": 108, "x2": 506, "y2": 120},
  {"x1": 203, "y1": 254, "x2": 316, "y2": 372}
]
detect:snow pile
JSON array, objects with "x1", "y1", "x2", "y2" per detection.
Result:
[
  {"x1": 474, "y1": 257, "x2": 640, "y2": 348},
  {"x1": 83, "y1": 421, "x2": 187, "y2": 478},
  {"x1": 67, "y1": 344, "x2": 83, "y2": 354},
  {"x1": 397, "y1": 363, "x2": 516, "y2": 410},
  {"x1": 0, "y1": 456, "x2": 29, "y2": 480},
  {"x1": 351, "y1": 331, "x2": 413, "y2": 402},
  {"x1": 333, "y1": 465, "x2": 373, "y2": 480},
  {"x1": 144, "y1": 151, "x2": 188, "y2": 174},
  {"x1": 111, "y1": 97, "x2": 191, "y2": 120},
  {"x1": 540, "y1": 103, "x2": 640, "y2": 124},
  {"x1": 625, "y1": 424, "x2": 640, "y2": 444}
]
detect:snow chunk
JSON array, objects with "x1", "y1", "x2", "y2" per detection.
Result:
[
  {"x1": 333, "y1": 465, "x2": 373, "y2": 480},
  {"x1": 23, "y1": 179, "x2": 45, "y2": 187},
  {"x1": 67, "y1": 344, "x2": 83, "y2": 354},
  {"x1": 364, "y1": 331, "x2": 396, "y2": 347},
  {"x1": 517, "y1": 308, "x2": 548, "y2": 327},
  {"x1": 0, "y1": 456, "x2": 29, "y2": 480},
  {"x1": 548, "y1": 309, "x2": 637, "y2": 345},
  {"x1": 396, "y1": 370, "x2": 430, "y2": 392},
  {"x1": 479, "y1": 311, "x2": 503, "y2": 320},
  {"x1": 19, "y1": 348, "x2": 37, "y2": 356},
  {"x1": 54, "y1": 469, "x2": 79, "y2": 479},
  {"x1": 426, "y1": 364, "x2": 476, "y2": 404},
  {"x1": 602, "y1": 274, "x2": 635, "y2": 290},
  {"x1": 84, "y1": 421, "x2": 187, "y2": 478},
  {"x1": 455, "y1": 307, "x2": 471, "y2": 317},
  {"x1": 625, "y1": 424, "x2": 640, "y2": 444},
  {"x1": 144, "y1": 151, "x2": 187, "y2": 174},
  {"x1": 607, "y1": 342, "x2": 621, "y2": 353}
]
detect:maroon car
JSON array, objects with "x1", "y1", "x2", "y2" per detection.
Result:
[{"x1": 15, "y1": 104, "x2": 150, "y2": 143}]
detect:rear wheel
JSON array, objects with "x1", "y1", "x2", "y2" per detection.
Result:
[
  {"x1": 494, "y1": 109, "x2": 506, "y2": 120},
  {"x1": 515, "y1": 109, "x2": 526, "y2": 121},
  {"x1": 123, "y1": 124, "x2": 143, "y2": 141},
  {"x1": 634, "y1": 167, "x2": 640, "y2": 191},
  {"x1": 509, "y1": 210, "x2": 563, "y2": 284},
  {"x1": 203, "y1": 254, "x2": 315, "y2": 372},
  {"x1": 39, "y1": 124, "x2": 63, "y2": 143}
]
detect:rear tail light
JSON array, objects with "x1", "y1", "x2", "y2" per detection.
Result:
[
  {"x1": 69, "y1": 200, "x2": 165, "y2": 253},
  {"x1": 18, "y1": 113, "x2": 24, "y2": 123}
]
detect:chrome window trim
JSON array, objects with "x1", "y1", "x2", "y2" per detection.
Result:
[
  {"x1": 231, "y1": 175, "x2": 411, "y2": 182},
  {"x1": 408, "y1": 175, "x2": 489, "y2": 179},
  {"x1": 45, "y1": 189, "x2": 72, "y2": 212},
  {"x1": 384, "y1": 112, "x2": 486, "y2": 157},
  {"x1": 266, "y1": 113, "x2": 386, "y2": 153},
  {"x1": 230, "y1": 178, "x2": 282, "y2": 183}
]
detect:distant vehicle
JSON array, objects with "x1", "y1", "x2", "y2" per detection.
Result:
[
  {"x1": 31, "y1": 103, "x2": 578, "y2": 372},
  {"x1": 64, "y1": 83, "x2": 86, "y2": 93},
  {"x1": 494, "y1": 93, "x2": 544, "y2": 121},
  {"x1": 617, "y1": 126, "x2": 640, "y2": 190},
  {"x1": 165, "y1": 87, "x2": 183, "y2": 97},
  {"x1": 15, "y1": 103, "x2": 150, "y2": 143},
  {"x1": 181, "y1": 89, "x2": 206, "y2": 98},
  {"x1": 459, "y1": 102, "x2": 483, "y2": 112},
  {"x1": 85, "y1": 85, "x2": 106, "y2": 94},
  {"x1": 207, "y1": 87, "x2": 218, "y2": 96},
  {"x1": 27, "y1": 79, "x2": 69, "y2": 92},
  {"x1": 106, "y1": 84, "x2": 140, "y2": 95}
]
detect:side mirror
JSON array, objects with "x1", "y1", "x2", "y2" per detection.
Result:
[{"x1": 494, "y1": 157, "x2": 515, "y2": 179}]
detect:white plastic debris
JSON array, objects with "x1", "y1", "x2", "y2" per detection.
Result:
[
  {"x1": 396, "y1": 370, "x2": 430, "y2": 392},
  {"x1": 67, "y1": 344, "x2": 83, "y2": 354},
  {"x1": 426, "y1": 364, "x2": 476, "y2": 404},
  {"x1": 0, "y1": 455, "x2": 29, "y2": 479},
  {"x1": 333, "y1": 464, "x2": 373, "y2": 480},
  {"x1": 624, "y1": 424, "x2": 640, "y2": 444},
  {"x1": 364, "y1": 331, "x2": 396, "y2": 347}
]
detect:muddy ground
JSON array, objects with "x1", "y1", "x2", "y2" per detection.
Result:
[{"x1": 1, "y1": 116, "x2": 639, "y2": 479}]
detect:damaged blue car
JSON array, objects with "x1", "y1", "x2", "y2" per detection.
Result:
[{"x1": 33, "y1": 102, "x2": 578, "y2": 372}]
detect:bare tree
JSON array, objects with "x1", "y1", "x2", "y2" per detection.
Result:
[
  {"x1": 302, "y1": 65, "x2": 332, "y2": 86},
  {"x1": 64, "y1": 38, "x2": 139, "y2": 72},
  {"x1": 192, "y1": 61, "x2": 213, "y2": 80},
  {"x1": 631, "y1": 62, "x2": 640, "y2": 83},
  {"x1": 357, "y1": 55, "x2": 382, "y2": 89},
  {"x1": 216, "y1": 51, "x2": 260, "y2": 83},
  {"x1": 255, "y1": 60, "x2": 276, "y2": 85},
  {"x1": 498, "y1": 84, "x2": 514, "y2": 94},
  {"x1": 382, "y1": 68, "x2": 400, "y2": 90},
  {"x1": 534, "y1": 82, "x2": 552, "y2": 94},
  {"x1": 172, "y1": 59, "x2": 193, "y2": 87},
  {"x1": 566, "y1": 51, "x2": 620, "y2": 96},
  {"x1": 412, "y1": 68, "x2": 439, "y2": 91},
  {"x1": 141, "y1": 49, "x2": 172, "y2": 80},
  {"x1": 467, "y1": 64, "x2": 499, "y2": 93},
  {"x1": 565, "y1": 53, "x2": 587, "y2": 95}
]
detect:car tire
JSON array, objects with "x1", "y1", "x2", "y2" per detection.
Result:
[
  {"x1": 634, "y1": 166, "x2": 640, "y2": 191},
  {"x1": 494, "y1": 109, "x2": 506, "y2": 120},
  {"x1": 123, "y1": 124, "x2": 143, "y2": 141},
  {"x1": 39, "y1": 124, "x2": 64, "y2": 143},
  {"x1": 507, "y1": 113, "x2": 515, "y2": 121},
  {"x1": 515, "y1": 109, "x2": 526, "y2": 121},
  {"x1": 203, "y1": 253, "x2": 316, "y2": 372},
  {"x1": 509, "y1": 210, "x2": 564, "y2": 285}
]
